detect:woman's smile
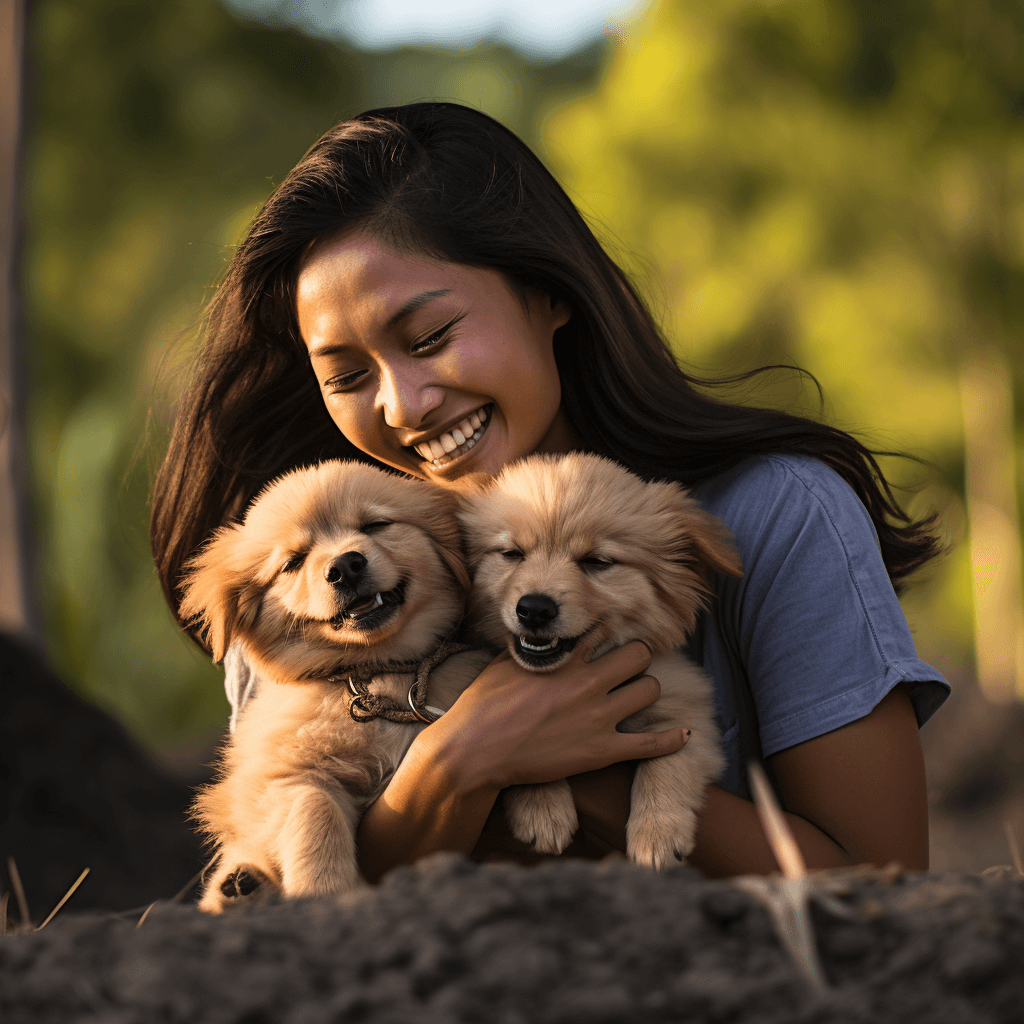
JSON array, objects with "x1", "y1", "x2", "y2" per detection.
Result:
[{"x1": 297, "y1": 232, "x2": 578, "y2": 483}]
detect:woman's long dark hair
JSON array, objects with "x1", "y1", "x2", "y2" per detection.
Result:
[{"x1": 152, "y1": 102, "x2": 939, "y2": 634}]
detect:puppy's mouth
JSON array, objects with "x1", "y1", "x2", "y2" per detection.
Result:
[
  {"x1": 511, "y1": 632, "x2": 583, "y2": 669},
  {"x1": 329, "y1": 577, "x2": 408, "y2": 632}
]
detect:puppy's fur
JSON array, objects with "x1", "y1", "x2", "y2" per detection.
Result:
[
  {"x1": 181, "y1": 460, "x2": 492, "y2": 912},
  {"x1": 459, "y1": 453, "x2": 742, "y2": 869}
]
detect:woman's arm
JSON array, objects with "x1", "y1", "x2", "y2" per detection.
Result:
[
  {"x1": 357, "y1": 642, "x2": 689, "y2": 882},
  {"x1": 568, "y1": 683, "x2": 928, "y2": 876}
]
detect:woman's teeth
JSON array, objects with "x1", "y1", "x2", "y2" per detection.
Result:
[{"x1": 414, "y1": 406, "x2": 490, "y2": 467}]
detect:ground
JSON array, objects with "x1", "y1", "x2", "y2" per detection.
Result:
[{"x1": 1, "y1": 855, "x2": 1021, "y2": 1024}]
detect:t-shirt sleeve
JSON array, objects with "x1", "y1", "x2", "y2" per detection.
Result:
[{"x1": 715, "y1": 456, "x2": 950, "y2": 760}]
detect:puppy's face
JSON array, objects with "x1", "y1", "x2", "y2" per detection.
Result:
[
  {"x1": 180, "y1": 461, "x2": 469, "y2": 678},
  {"x1": 460, "y1": 454, "x2": 742, "y2": 672}
]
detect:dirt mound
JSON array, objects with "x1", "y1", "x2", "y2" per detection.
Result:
[{"x1": 1, "y1": 854, "x2": 1021, "y2": 1024}]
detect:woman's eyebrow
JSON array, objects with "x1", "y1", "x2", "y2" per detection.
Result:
[
  {"x1": 307, "y1": 288, "x2": 454, "y2": 360},
  {"x1": 386, "y1": 288, "x2": 452, "y2": 329}
]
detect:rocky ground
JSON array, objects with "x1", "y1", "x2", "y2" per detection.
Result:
[
  {"x1": 3, "y1": 632, "x2": 1023, "y2": 1023},
  {"x1": 2, "y1": 854, "x2": 1022, "y2": 1024}
]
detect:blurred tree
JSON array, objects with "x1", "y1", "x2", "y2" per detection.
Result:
[
  {"x1": 23, "y1": 0, "x2": 606, "y2": 751},
  {"x1": 546, "y1": 0, "x2": 1024, "y2": 674}
]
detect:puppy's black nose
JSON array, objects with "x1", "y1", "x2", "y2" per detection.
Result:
[
  {"x1": 325, "y1": 551, "x2": 367, "y2": 587},
  {"x1": 516, "y1": 593, "x2": 559, "y2": 631}
]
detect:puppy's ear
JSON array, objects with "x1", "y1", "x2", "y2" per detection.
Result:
[
  {"x1": 646, "y1": 487, "x2": 743, "y2": 639},
  {"x1": 406, "y1": 487, "x2": 472, "y2": 594},
  {"x1": 179, "y1": 525, "x2": 264, "y2": 662},
  {"x1": 676, "y1": 496, "x2": 744, "y2": 587}
]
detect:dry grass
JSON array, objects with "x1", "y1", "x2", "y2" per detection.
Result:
[{"x1": 2, "y1": 857, "x2": 90, "y2": 936}]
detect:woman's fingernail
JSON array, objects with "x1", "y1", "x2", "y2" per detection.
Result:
[{"x1": 682, "y1": 728, "x2": 691, "y2": 739}]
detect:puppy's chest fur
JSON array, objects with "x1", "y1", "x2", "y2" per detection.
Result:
[{"x1": 221, "y1": 648, "x2": 493, "y2": 806}]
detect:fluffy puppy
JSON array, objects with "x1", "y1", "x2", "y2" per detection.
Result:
[
  {"x1": 459, "y1": 453, "x2": 742, "y2": 869},
  {"x1": 180, "y1": 460, "x2": 492, "y2": 913}
]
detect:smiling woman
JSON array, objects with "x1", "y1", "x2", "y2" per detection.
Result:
[
  {"x1": 152, "y1": 102, "x2": 948, "y2": 884},
  {"x1": 297, "y1": 237, "x2": 573, "y2": 481}
]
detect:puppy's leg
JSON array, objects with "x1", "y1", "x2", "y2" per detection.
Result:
[
  {"x1": 198, "y1": 848, "x2": 281, "y2": 915},
  {"x1": 503, "y1": 780, "x2": 578, "y2": 855},
  {"x1": 624, "y1": 716, "x2": 724, "y2": 870},
  {"x1": 276, "y1": 780, "x2": 366, "y2": 897}
]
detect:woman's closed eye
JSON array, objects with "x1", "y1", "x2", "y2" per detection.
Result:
[
  {"x1": 410, "y1": 314, "x2": 462, "y2": 354},
  {"x1": 323, "y1": 368, "x2": 367, "y2": 392}
]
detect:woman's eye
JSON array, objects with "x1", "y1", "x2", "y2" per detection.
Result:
[
  {"x1": 324, "y1": 369, "x2": 366, "y2": 392},
  {"x1": 282, "y1": 552, "x2": 307, "y2": 573},
  {"x1": 361, "y1": 520, "x2": 392, "y2": 533},
  {"x1": 411, "y1": 316, "x2": 460, "y2": 354},
  {"x1": 501, "y1": 549, "x2": 525, "y2": 561},
  {"x1": 580, "y1": 556, "x2": 614, "y2": 570}
]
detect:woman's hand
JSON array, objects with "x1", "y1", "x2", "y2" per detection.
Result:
[
  {"x1": 422, "y1": 641, "x2": 690, "y2": 792},
  {"x1": 356, "y1": 640, "x2": 688, "y2": 881}
]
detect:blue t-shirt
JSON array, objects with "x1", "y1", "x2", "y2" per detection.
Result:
[{"x1": 685, "y1": 454, "x2": 950, "y2": 800}]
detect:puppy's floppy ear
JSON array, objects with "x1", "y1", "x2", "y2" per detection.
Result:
[
  {"x1": 179, "y1": 525, "x2": 266, "y2": 662},
  {"x1": 646, "y1": 485, "x2": 743, "y2": 638},
  {"x1": 405, "y1": 486, "x2": 472, "y2": 594},
  {"x1": 675, "y1": 494, "x2": 744, "y2": 587}
]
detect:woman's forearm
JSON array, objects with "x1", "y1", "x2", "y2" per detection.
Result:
[
  {"x1": 356, "y1": 730, "x2": 501, "y2": 883},
  {"x1": 687, "y1": 783, "x2": 855, "y2": 877},
  {"x1": 570, "y1": 768, "x2": 857, "y2": 877}
]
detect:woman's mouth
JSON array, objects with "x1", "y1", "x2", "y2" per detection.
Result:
[{"x1": 412, "y1": 405, "x2": 491, "y2": 468}]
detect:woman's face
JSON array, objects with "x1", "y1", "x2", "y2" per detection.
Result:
[{"x1": 297, "y1": 232, "x2": 575, "y2": 486}]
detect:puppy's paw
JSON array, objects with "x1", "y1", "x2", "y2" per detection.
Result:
[
  {"x1": 199, "y1": 864, "x2": 279, "y2": 915},
  {"x1": 504, "y1": 780, "x2": 578, "y2": 855},
  {"x1": 626, "y1": 805, "x2": 698, "y2": 871}
]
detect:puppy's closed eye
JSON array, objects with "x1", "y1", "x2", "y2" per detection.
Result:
[
  {"x1": 282, "y1": 552, "x2": 307, "y2": 573},
  {"x1": 361, "y1": 520, "x2": 392, "y2": 534}
]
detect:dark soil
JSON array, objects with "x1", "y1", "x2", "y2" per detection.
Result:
[{"x1": 2, "y1": 854, "x2": 1022, "y2": 1024}]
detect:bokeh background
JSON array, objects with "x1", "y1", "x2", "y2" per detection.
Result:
[{"x1": 2, "y1": 0, "x2": 1023, "y2": 873}]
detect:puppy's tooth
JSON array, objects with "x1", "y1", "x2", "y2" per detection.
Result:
[
  {"x1": 439, "y1": 432, "x2": 458, "y2": 454},
  {"x1": 429, "y1": 439, "x2": 446, "y2": 459},
  {"x1": 452, "y1": 428, "x2": 466, "y2": 445}
]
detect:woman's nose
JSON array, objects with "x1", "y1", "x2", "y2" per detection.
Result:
[{"x1": 377, "y1": 364, "x2": 445, "y2": 429}]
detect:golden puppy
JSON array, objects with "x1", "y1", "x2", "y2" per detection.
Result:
[
  {"x1": 180, "y1": 460, "x2": 492, "y2": 912},
  {"x1": 459, "y1": 453, "x2": 742, "y2": 869}
]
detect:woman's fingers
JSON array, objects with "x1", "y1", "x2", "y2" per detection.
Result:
[
  {"x1": 583, "y1": 640, "x2": 653, "y2": 693},
  {"x1": 616, "y1": 725, "x2": 690, "y2": 760},
  {"x1": 605, "y1": 673, "x2": 662, "y2": 721}
]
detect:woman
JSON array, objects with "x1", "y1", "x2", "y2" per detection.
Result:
[{"x1": 152, "y1": 102, "x2": 949, "y2": 880}]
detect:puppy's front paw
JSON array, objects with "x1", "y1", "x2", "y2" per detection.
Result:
[
  {"x1": 626, "y1": 805, "x2": 698, "y2": 871},
  {"x1": 199, "y1": 864, "x2": 279, "y2": 914},
  {"x1": 504, "y1": 780, "x2": 578, "y2": 855}
]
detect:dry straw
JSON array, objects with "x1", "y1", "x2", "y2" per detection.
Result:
[{"x1": 730, "y1": 763, "x2": 830, "y2": 994}]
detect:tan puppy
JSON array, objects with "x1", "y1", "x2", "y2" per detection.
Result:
[
  {"x1": 180, "y1": 460, "x2": 492, "y2": 912},
  {"x1": 459, "y1": 453, "x2": 742, "y2": 869}
]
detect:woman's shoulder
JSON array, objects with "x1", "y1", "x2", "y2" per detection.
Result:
[{"x1": 688, "y1": 454, "x2": 875, "y2": 546}]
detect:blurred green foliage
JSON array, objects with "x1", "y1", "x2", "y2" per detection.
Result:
[
  {"x1": 546, "y1": 0, "x2": 1024, "y2": 667},
  {"x1": 24, "y1": 0, "x2": 606, "y2": 751},
  {"x1": 26, "y1": 0, "x2": 1024, "y2": 752}
]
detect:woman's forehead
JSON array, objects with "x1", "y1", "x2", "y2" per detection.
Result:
[{"x1": 297, "y1": 233, "x2": 496, "y2": 350}]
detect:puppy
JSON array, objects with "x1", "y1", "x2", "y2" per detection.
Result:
[
  {"x1": 459, "y1": 453, "x2": 742, "y2": 869},
  {"x1": 180, "y1": 460, "x2": 493, "y2": 912}
]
